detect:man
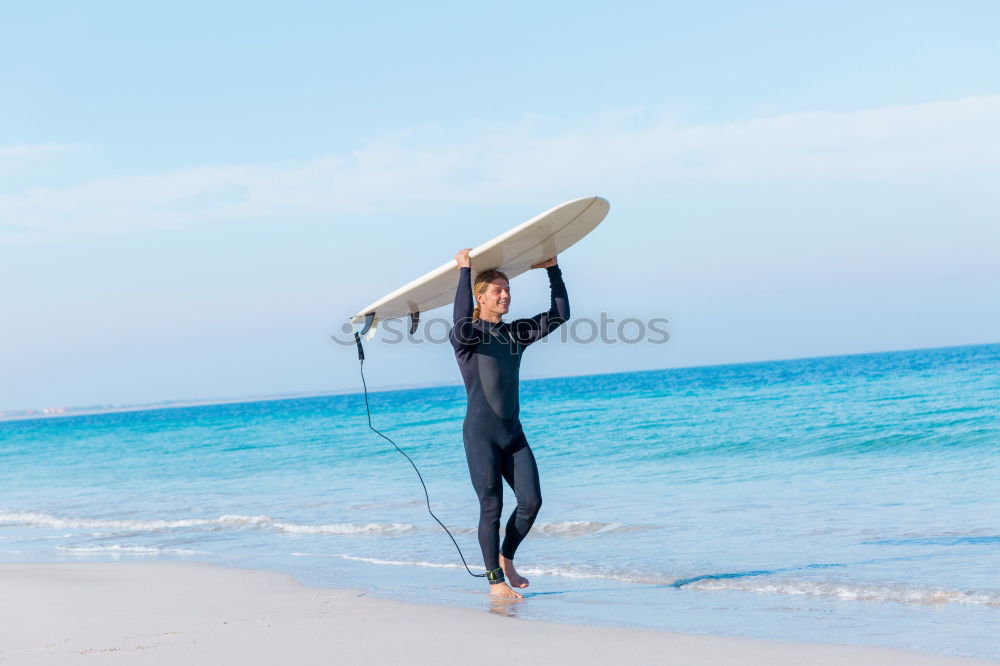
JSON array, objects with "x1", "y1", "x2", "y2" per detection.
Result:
[{"x1": 449, "y1": 248, "x2": 569, "y2": 599}]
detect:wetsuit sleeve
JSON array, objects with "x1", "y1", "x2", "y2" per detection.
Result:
[
  {"x1": 513, "y1": 265, "x2": 569, "y2": 345},
  {"x1": 450, "y1": 267, "x2": 478, "y2": 350}
]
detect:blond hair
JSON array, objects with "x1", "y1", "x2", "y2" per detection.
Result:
[{"x1": 472, "y1": 269, "x2": 509, "y2": 320}]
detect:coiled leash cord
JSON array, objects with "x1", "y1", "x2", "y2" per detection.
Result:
[{"x1": 353, "y1": 332, "x2": 486, "y2": 579}]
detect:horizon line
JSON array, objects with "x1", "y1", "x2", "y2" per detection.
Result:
[{"x1": 2, "y1": 340, "x2": 996, "y2": 424}]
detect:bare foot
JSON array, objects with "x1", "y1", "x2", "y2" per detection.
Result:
[
  {"x1": 488, "y1": 581, "x2": 524, "y2": 600},
  {"x1": 499, "y1": 554, "x2": 529, "y2": 588}
]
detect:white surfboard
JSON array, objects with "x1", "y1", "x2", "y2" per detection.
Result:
[{"x1": 350, "y1": 196, "x2": 610, "y2": 333}]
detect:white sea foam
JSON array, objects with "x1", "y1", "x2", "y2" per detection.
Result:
[
  {"x1": 519, "y1": 565, "x2": 667, "y2": 584},
  {"x1": 1, "y1": 510, "x2": 227, "y2": 530},
  {"x1": 531, "y1": 521, "x2": 650, "y2": 536},
  {"x1": 292, "y1": 552, "x2": 465, "y2": 569},
  {"x1": 0, "y1": 510, "x2": 413, "y2": 536},
  {"x1": 292, "y1": 553, "x2": 666, "y2": 584},
  {"x1": 56, "y1": 545, "x2": 207, "y2": 555},
  {"x1": 273, "y1": 521, "x2": 413, "y2": 535},
  {"x1": 291, "y1": 552, "x2": 1000, "y2": 607},
  {"x1": 688, "y1": 577, "x2": 1000, "y2": 607},
  {"x1": 2, "y1": 510, "x2": 645, "y2": 540}
]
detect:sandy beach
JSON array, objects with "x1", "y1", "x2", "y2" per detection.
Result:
[{"x1": 0, "y1": 562, "x2": 992, "y2": 666}]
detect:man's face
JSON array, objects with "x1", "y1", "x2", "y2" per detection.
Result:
[{"x1": 478, "y1": 278, "x2": 510, "y2": 315}]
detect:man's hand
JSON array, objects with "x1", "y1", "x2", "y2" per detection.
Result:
[
  {"x1": 455, "y1": 248, "x2": 472, "y2": 269},
  {"x1": 531, "y1": 256, "x2": 557, "y2": 269}
]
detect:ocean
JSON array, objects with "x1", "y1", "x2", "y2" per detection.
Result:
[{"x1": 2, "y1": 343, "x2": 998, "y2": 660}]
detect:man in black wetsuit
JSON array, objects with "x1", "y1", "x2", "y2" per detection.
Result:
[{"x1": 450, "y1": 248, "x2": 569, "y2": 599}]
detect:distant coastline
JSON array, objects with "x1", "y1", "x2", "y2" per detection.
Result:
[
  {"x1": 0, "y1": 386, "x2": 430, "y2": 423},
  {"x1": 0, "y1": 391, "x2": 351, "y2": 423},
  {"x1": 0, "y1": 377, "x2": 468, "y2": 423}
]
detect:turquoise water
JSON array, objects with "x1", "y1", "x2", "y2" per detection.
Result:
[{"x1": 2, "y1": 343, "x2": 999, "y2": 660}]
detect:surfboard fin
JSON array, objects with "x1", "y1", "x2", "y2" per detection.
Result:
[
  {"x1": 359, "y1": 312, "x2": 376, "y2": 336},
  {"x1": 409, "y1": 311, "x2": 420, "y2": 335}
]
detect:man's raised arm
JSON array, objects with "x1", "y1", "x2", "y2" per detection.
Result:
[
  {"x1": 450, "y1": 248, "x2": 477, "y2": 349},
  {"x1": 514, "y1": 256, "x2": 569, "y2": 345}
]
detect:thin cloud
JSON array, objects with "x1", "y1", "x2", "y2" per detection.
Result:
[{"x1": 2, "y1": 95, "x2": 998, "y2": 239}]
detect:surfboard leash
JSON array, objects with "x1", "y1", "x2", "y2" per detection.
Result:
[{"x1": 353, "y1": 332, "x2": 486, "y2": 579}]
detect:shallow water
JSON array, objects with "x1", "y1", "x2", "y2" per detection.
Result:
[{"x1": 2, "y1": 343, "x2": 999, "y2": 659}]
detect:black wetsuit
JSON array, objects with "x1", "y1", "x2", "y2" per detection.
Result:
[{"x1": 449, "y1": 265, "x2": 569, "y2": 581}]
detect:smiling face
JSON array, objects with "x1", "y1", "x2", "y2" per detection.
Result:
[{"x1": 476, "y1": 278, "x2": 510, "y2": 320}]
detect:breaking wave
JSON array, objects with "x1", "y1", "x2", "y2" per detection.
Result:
[{"x1": 0, "y1": 510, "x2": 414, "y2": 536}]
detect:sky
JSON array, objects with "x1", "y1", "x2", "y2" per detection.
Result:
[{"x1": 2, "y1": 1, "x2": 998, "y2": 411}]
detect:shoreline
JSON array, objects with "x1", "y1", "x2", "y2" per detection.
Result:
[{"x1": 1, "y1": 562, "x2": 993, "y2": 666}]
